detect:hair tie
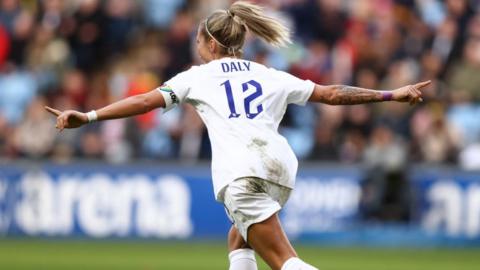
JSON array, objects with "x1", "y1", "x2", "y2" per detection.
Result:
[
  {"x1": 204, "y1": 14, "x2": 244, "y2": 57},
  {"x1": 228, "y1": 47, "x2": 235, "y2": 57}
]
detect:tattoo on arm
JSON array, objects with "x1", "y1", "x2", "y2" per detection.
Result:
[{"x1": 328, "y1": 85, "x2": 384, "y2": 105}]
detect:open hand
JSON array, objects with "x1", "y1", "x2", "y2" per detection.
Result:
[
  {"x1": 392, "y1": 80, "x2": 431, "y2": 105},
  {"x1": 45, "y1": 106, "x2": 88, "y2": 131}
]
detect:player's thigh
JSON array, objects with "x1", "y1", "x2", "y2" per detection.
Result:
[
  {"x1": 228, "y1": 225, "x2": 251, "y2": 251},
  {"x1": 222, "y1": 178, "x2": 281, "y2": 240}
]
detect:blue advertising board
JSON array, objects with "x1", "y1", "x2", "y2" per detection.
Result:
[
  {"x1": 0, "y1": 163, "x2": 229, "y2": 238},
  {"x1": 411, "y1": 168, "x2": 480, "y2": 240},
  {"x1": 0, "y1": 163, "x2": 479, "y2": 246},
  {"x1": 0, "y1": 163, "x2": 362, "y2": 240}
]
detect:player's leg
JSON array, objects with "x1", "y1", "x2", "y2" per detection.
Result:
[
  {"x1": 228, "y1": 225, "x2": 251, "y2": 251},
  {"x1": 247, "y1": 214, "x2": 317, "y2": 270},
  {"x1": 228, "y1": 225, "x2": 257, "y2": 270},
  {"x1": 222, "y1": 177, "x2": 317, "y2": 270}
]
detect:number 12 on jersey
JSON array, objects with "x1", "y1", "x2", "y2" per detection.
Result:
[{"x1": 221, "y1": 80, "x2": 264, "y2": 119}]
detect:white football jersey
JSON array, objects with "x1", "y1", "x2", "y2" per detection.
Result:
[{"x1": 158, "y1": 57, "x2": 315, "y2": 200}]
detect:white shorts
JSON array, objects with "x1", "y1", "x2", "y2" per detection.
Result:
[{"x1": 219, "y1": 177, "x2": 292, "y2": 241}]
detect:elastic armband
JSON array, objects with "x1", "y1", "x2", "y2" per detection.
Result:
[{"x1": 157, "y1": 84, "x2": 179, "y2": 112}]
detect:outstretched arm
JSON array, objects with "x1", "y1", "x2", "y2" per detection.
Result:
[
  {"x1": 308, "y1": 81, "x2": 431, "y2": 105},
  {"x1": 46, "y1": 89, "x2": 166, "y2": 131}
]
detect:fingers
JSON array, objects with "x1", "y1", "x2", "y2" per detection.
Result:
[
  {"x1": 45, "y1": 106, "x2": 62, "y2": 116},
  {"x1": 46, "y1": 106, "x2": 66, "y2": 131},
  {"x1": 414, "y1": 80, "x2": 431, "y2": 90},
  {"x1": 402, "y1": 80, "x2": 431, "y2": 105},
  {"x1": 54, "y1": 113, "x2": 70, "y2": 132},
  {"x1": 55, "y1": 119, "x2": 60, "y2": 130},
  {"x1": 55, "y1": 115, "x2": 64, "y2": 131},
  {"x1": 408, "y1": 85, "x2": 422, "y2": 105},
  {"x1": 412, "y1": 86, "x2": 422, "y2": 100}
]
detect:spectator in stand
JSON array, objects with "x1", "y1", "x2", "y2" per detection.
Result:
[
  {"x1": 0, "y1": 0, "x2": 479, "y2": 166},
  {"x1": 12, "y1": 96, "x2": 55, "y2": 158},
  {"x1": 0, "y1": 24, "x2": 9, "y2": 69},
  {"x1": 447, "y1": 37, "x2": 480, "y2": 101},
  {"x1": 410, "y1": 103, "x2": 461, "y2": 163},
  {"x1": 0, "y1": 65, "x2": 37, "y2": 125},
  {"x1": 361, "y1": 123, "x2": 411, "y2": 222}
]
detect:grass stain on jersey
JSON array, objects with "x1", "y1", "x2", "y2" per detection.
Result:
[
  {"x1": 264, "y1": 158, "x2": 287, "y2": 182},
  {"x1": 251, "y1": 138, "x2": 267, "y2": 147},
  {"x1": 247, "y1": 138, "x2": 288, "y2": 183},
  {"x1": 186, "y1": 98, "x2": 207, "y2": 112},
  {"x1": 245, "y1": 178, "x2": 267, "y2": 194}
]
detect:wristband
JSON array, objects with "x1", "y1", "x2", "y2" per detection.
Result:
[
  {"x1": 86, "y1": 110, "x2": 98, "y2": 122},
  {"x1": 381, "y1": 91, "x2": 393, "y2": 101}
]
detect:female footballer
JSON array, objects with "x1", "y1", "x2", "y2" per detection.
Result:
[{"x1": 46, "y1": 2, "x2": 429, "y2": 270}]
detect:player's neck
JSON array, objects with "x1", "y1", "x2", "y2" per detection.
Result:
[
  {"x1": 205, "y1": 55, "x2": 241, "y2": 63},
  {"x1": 217, "y1": 55, "x2": 239, "y2": 59}
]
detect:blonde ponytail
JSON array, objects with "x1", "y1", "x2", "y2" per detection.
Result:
[
  {"x1": 202, "y1": 1, "x2": 291, "y2": 56},
  {"x1": 229, "y1": 1, "x2": 291, "y2": 47}
]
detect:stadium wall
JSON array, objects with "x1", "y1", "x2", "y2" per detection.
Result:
[{"x1": 0, "y1": 162, "x2": 479, "y2": 247}]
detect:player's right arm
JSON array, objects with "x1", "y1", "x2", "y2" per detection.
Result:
[
  {"x1": 308, "y1": 81, "x2": 431, "y2": 105},
  {"x1": 45, "y1": 89, "x2": 166, "y2": 131},
  {"x1": 47, "y1": 67, "x2": 193, "y2": 131}
]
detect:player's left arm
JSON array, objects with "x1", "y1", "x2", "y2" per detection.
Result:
[
  {"x1": 308, "y1": 80, "x2": 431, "y2": 105},
  {"x1": 45, "y1": 89, "x2": 166, "y2": 131}
]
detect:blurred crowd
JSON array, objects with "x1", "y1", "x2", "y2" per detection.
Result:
[{"x1": 1, "y1": 0, "x2": 480, "y2": 170}]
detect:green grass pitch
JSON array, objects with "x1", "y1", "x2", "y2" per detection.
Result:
[{"x1": 0, "y1": 239, "x2": 478, "y2": 270}]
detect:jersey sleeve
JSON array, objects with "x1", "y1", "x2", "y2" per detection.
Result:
[
  {"x1": 274, "y1": 70, "x2": 315, "y2": 106},
  {"x1": 157, "y1": 67, "x2": 195, "y2": 111}
]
